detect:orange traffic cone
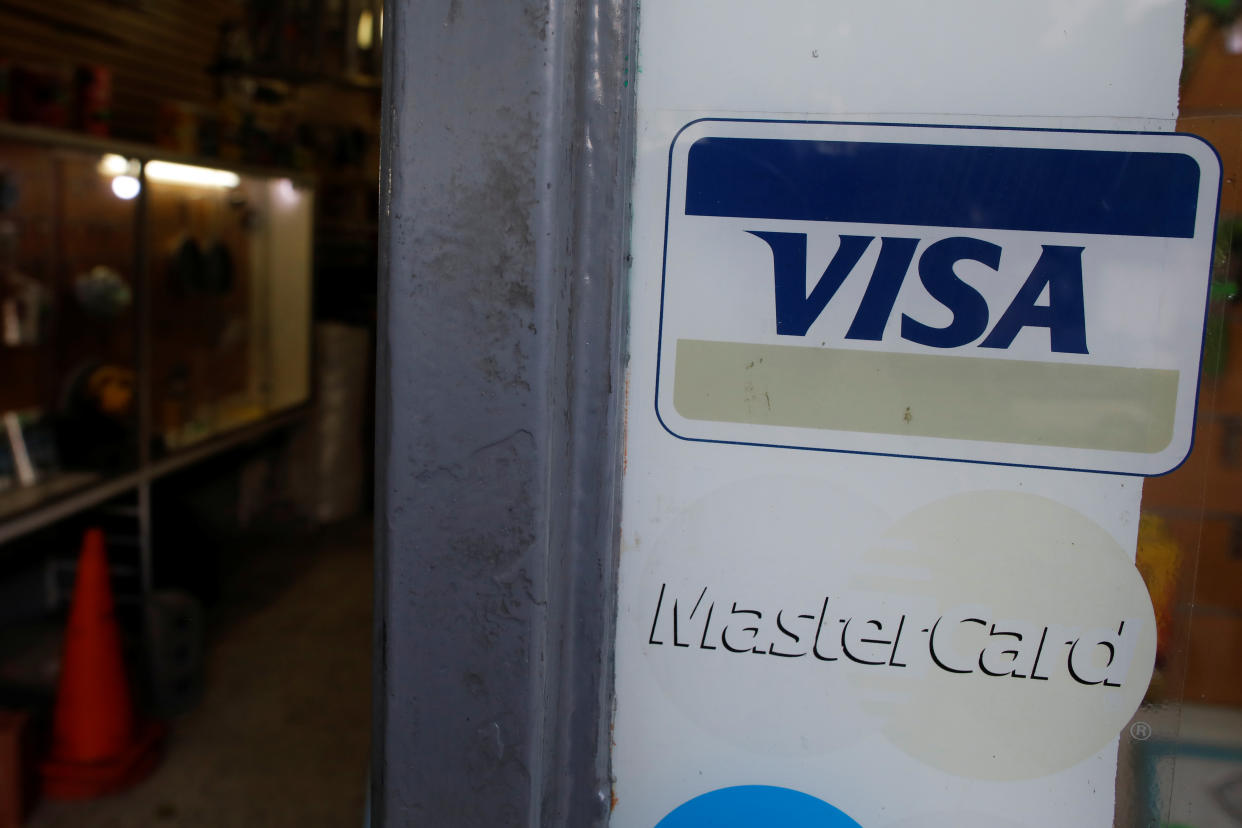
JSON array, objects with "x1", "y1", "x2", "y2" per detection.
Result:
[{"x1": 40, "y1": 528, "x2": 162, "y2": 798}]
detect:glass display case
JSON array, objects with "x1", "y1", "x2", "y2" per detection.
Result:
[
  {"x1": 1124, "y1": 12, "x2": 1242, "y2": 824},
  {"x1": 145, "y1": 163, "x2": 312, "y2": 454},
  {"x1": 0, "y1": 136, "x2": 139, "y2": 519},
  {"x1": 0, "y1": 125, "x2": 312, "y2": 527}
]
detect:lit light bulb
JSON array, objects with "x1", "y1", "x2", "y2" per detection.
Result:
[
  {"x1": 99, "y1": 154, "x2": 129, "y2": 176},
  {"x1": 275, "y1": 178, "x2": 301, "y2": 206},
  {"x1": 357, "y1": 10, "x2": 375, "y2": 50},
  {"x1": 111, "y1": 175, "x2": 141, "y2": 200},
  {"x1": 144, "y1": 161, "x2": 240, "y2": 188}
]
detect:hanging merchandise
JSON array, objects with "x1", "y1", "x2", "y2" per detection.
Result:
[
  {"x1": 3, "y1": 411, "x2": 36, "y2": 486},
  {"x1": 166, "y1": 234, "x2": 204, "y2": 297},
  {"x1": 201, "y1": 194, "x2": 236, "y2": 296},
  {"x1": 0, "y1": 437, "x2": 13, "y2": 491},
  {"x1": 9, "y1": 63, "x2": 71, "y2": 129},
  {"x1": 2, "y1": 409, "x2": 61, "y2": 487},
  {"x1": 55, "y1": 361, "x2": 136, "y2": 472},
  {"x1": 74, "y1": 65, "x2": 111, "y2": 137},
  {"x1": 0, "y1": 59, "x2": 10, "y2": 122},
  {"x1": 73, "y1": 266, "x2": 131, "y2": 318},
  {"x1": 0, "y1": 221, "x2": 50, "y2": 347},
  {"x1": 0, "y1": 170, "x2": 16, "y2": 213}
]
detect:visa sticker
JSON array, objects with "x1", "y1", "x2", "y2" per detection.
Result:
[{"x1": 654, "y1": 120, "x2": 1221, "y2": 475}]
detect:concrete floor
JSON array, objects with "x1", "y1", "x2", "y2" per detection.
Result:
[{"x1": 26, "y1": 518, "x2": 373, "y2": 828}]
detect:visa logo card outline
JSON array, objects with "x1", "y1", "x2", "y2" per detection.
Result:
[{"x1": 652, "y1": 119, "x2": 1222, "y2": 476}]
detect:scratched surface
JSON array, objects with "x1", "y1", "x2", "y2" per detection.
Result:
[{"x1": 374, "y1": 0, "x2": 634, "y2": 825}]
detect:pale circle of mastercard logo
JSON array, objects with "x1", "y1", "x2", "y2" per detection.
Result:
[{"x1": 638, "y1": 478, "x2": 1156, "y2": 780}]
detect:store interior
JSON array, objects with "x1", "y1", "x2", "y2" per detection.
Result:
[
  {"x1": 6, "y1": 1, "x2": 1242, "y2": 827},
  {"x1": 0, "y1": 0, "x2": 378, "y2": 825}
]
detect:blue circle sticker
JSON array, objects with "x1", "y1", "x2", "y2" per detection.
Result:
[{"x1": 655, "y1": 785, "x2": 864, "y2": 827}]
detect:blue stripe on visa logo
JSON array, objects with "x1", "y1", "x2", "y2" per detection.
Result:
[{"x1": 685, "y1": 138, "x2": 1201, "y2": 239}]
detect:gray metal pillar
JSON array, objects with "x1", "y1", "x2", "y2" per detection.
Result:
[{"x1": 373, "y1": 1, "x2": 635, "y2": 825}]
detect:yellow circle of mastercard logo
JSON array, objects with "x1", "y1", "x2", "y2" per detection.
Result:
[{"x1": 862, "y1": 490, "x2": 1155, "y2": 779}]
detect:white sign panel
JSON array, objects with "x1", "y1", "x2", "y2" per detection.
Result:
[
  {"x1": 657, "y1": 120, "x2": 1219, "y2": 476},
  {"x1": 613, "y1": 3, "x2": 1204, "y2": 827}
]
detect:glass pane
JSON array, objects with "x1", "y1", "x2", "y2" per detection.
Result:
[
  {"x1": 146, "y1": 166, "x2": 311, "y2": 455},
  {"x1": 1124, "y1": 14, "x2": 1242, "y2": 822},
  {"x1": 0, "y1": 138, "x2": 139, "y2": 520}
]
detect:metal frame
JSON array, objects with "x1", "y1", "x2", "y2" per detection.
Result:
[{"x1": 373, "y1": 0, "x2": 636, "y2": 824}]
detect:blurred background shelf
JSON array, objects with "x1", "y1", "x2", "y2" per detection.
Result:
[
  {"x1": 0, "y1": 125, "x2": 316, "y2": 590},
  {"x1": 0, "y1": 407, "x2": 308, "y2": 548},
  {"x1": 0, "y1": 472, "x2": 102, "y2": 525}
]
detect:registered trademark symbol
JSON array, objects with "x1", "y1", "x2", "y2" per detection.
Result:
[{"x1": 1130, "y1": 721, "x2": 1153, "y2": 741}]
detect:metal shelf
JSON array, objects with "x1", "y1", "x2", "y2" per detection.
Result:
[{"x1": 0, "y1": 407, "x2": 309, "y2": 546}]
